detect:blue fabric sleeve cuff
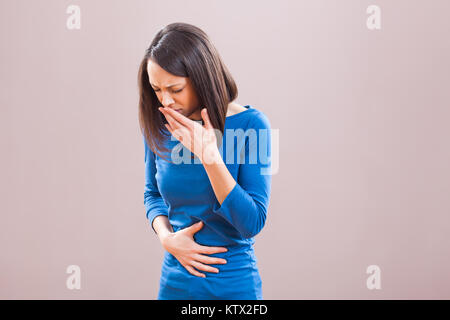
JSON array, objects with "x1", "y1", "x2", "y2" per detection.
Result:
[{"x1": 147, "y1": 211, "x2": 169, "y2": 235}]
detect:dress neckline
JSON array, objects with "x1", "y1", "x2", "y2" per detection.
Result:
[
  {"x1": 225, "y1": 105, "x2": 252, "y2": 120},
  {"x1": 191, "y1": 105, "x2": 252, "y2": 125}
]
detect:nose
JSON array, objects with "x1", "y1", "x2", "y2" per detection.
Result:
[{"x1": 161, "y1": 91, "x2": 175, "y2": 108}]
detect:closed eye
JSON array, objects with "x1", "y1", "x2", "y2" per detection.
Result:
[{"x1": 153, "y1": 88, "x2": 183, "y2": 93}]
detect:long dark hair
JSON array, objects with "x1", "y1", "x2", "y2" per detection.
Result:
[{"x1": 138, "y1": 22, "x2": 238, "y2": 160}]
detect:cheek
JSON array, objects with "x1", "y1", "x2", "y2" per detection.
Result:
[
  {"x1": 183, "y1": 90, "x2": 198, "y2": 105},
  {"x1": 177, "y1": 91, "x2": 191, "y2": 104}
]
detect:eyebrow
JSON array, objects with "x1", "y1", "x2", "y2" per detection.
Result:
[{"x1": 150, "y1": 82, "x2": 184, "y2": 88}]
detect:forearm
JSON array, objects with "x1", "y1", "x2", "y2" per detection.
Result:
[
  {"x1": 152, "y1": 215, "x2": 174, "y2": 243},
  {"x1": 203, "y1": 142, "x2": 271, "y2": 239},
  {"x1": 202, "y1": 148, "x2": 236, "y2": 205}
]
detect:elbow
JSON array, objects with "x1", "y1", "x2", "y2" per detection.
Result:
[
  {"x1": 240, "y1": 206, "x2": 268, "y2": 239},
  {"x1": 144, "y1": 189, "x2": 162, "y2": 203}
]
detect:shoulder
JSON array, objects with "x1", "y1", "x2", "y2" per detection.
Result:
[
  {"x1": 247, "y1": 107, "x2": 271, "y2": 130},
  {"x1": 224, "y1": 104, "x2": 271, "y2": 131}
]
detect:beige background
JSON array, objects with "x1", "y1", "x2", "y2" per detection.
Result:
[{"x1": 1, "y1": 0, "x2": 449, "y2": 299}]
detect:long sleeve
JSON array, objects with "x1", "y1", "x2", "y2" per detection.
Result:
[
  {"x1": 211, "y1": 113, "x2": 272, "y2": 239},
  {"x1": 143, "y1": 135, "x2": 169, "y2": 234}
]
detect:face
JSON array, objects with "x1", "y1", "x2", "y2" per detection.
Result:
[{"x1": 147, "y1": 59, "x2": 202, "y2": 121}]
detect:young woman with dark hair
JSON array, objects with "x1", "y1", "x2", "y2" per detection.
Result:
[{"x1": 138, "y1": 22, "x2": 272, "y2": 300}]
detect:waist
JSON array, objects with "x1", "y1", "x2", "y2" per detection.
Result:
[{"x1": 163, "y1": 244, "x2": 257, "y2": 271}]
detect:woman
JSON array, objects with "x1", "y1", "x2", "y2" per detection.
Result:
[{"x1": 138, "y1": 22, "x2": 272, "y2": 300}]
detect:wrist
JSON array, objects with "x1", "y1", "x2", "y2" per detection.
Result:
[
  {"x1": 201, "y1": 146, "x2": 222, "y2": 166},
  {"x1": 158, "y1": 230, "x2": 173, "y2": 245}
]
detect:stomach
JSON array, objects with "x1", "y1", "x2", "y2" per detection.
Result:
[{"x1": 159, "y1": 246, "x2": 262, "y2": 299}]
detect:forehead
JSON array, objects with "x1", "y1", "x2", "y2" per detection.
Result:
[{"x1": 146, "y1": 59, "x2": 186, "y2": 86}]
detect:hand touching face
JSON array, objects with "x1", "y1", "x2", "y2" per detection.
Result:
[
  {"x1": 159, "y1": 106, "x2": 220, "y2": 164},
  {"x1": 147, "y1": 59, "x2": 203, "y2": 121}
]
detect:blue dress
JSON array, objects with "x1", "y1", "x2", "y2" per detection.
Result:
[{"x1": 143, "y1": 105, "x2": 272, "y2": 300}]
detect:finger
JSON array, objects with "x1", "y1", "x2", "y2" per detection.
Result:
[
  {"x1": 194, "y1": 253, "x2": 227, "y2": 265},
  {"x1": 184, "y1": 264, "x2": 206, "y2": 278},
  {"x1": 196, "y1": 245, "x2": 228, "y2": 255},
  {"x1": 191, "y1": 260, "x2": 219, "y2": 274},
  {"x1": 164, "y1": 123, "x2": 172, "y2": 134},
  {"x1": 201, "y1": 108, "x2": 213, "y2": 129},
  {"x1": 159, "y1": 109, "x2": 175, "y2": 132},
  {"x1": 170, "y1": 126, "x2": 186, "y2": 142},
  {"x1": 162, "y1": 114, "x2": 190, "y2": 142},
  {"x1": 162, "y1": 106, "x2": 194, "y2": 129},
  {"x1": 159, "y1": 108, "x2": 182, "y2": 130},
  {"x1": 184, "y1": 221, "x2": 203, "y2": 234}
]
